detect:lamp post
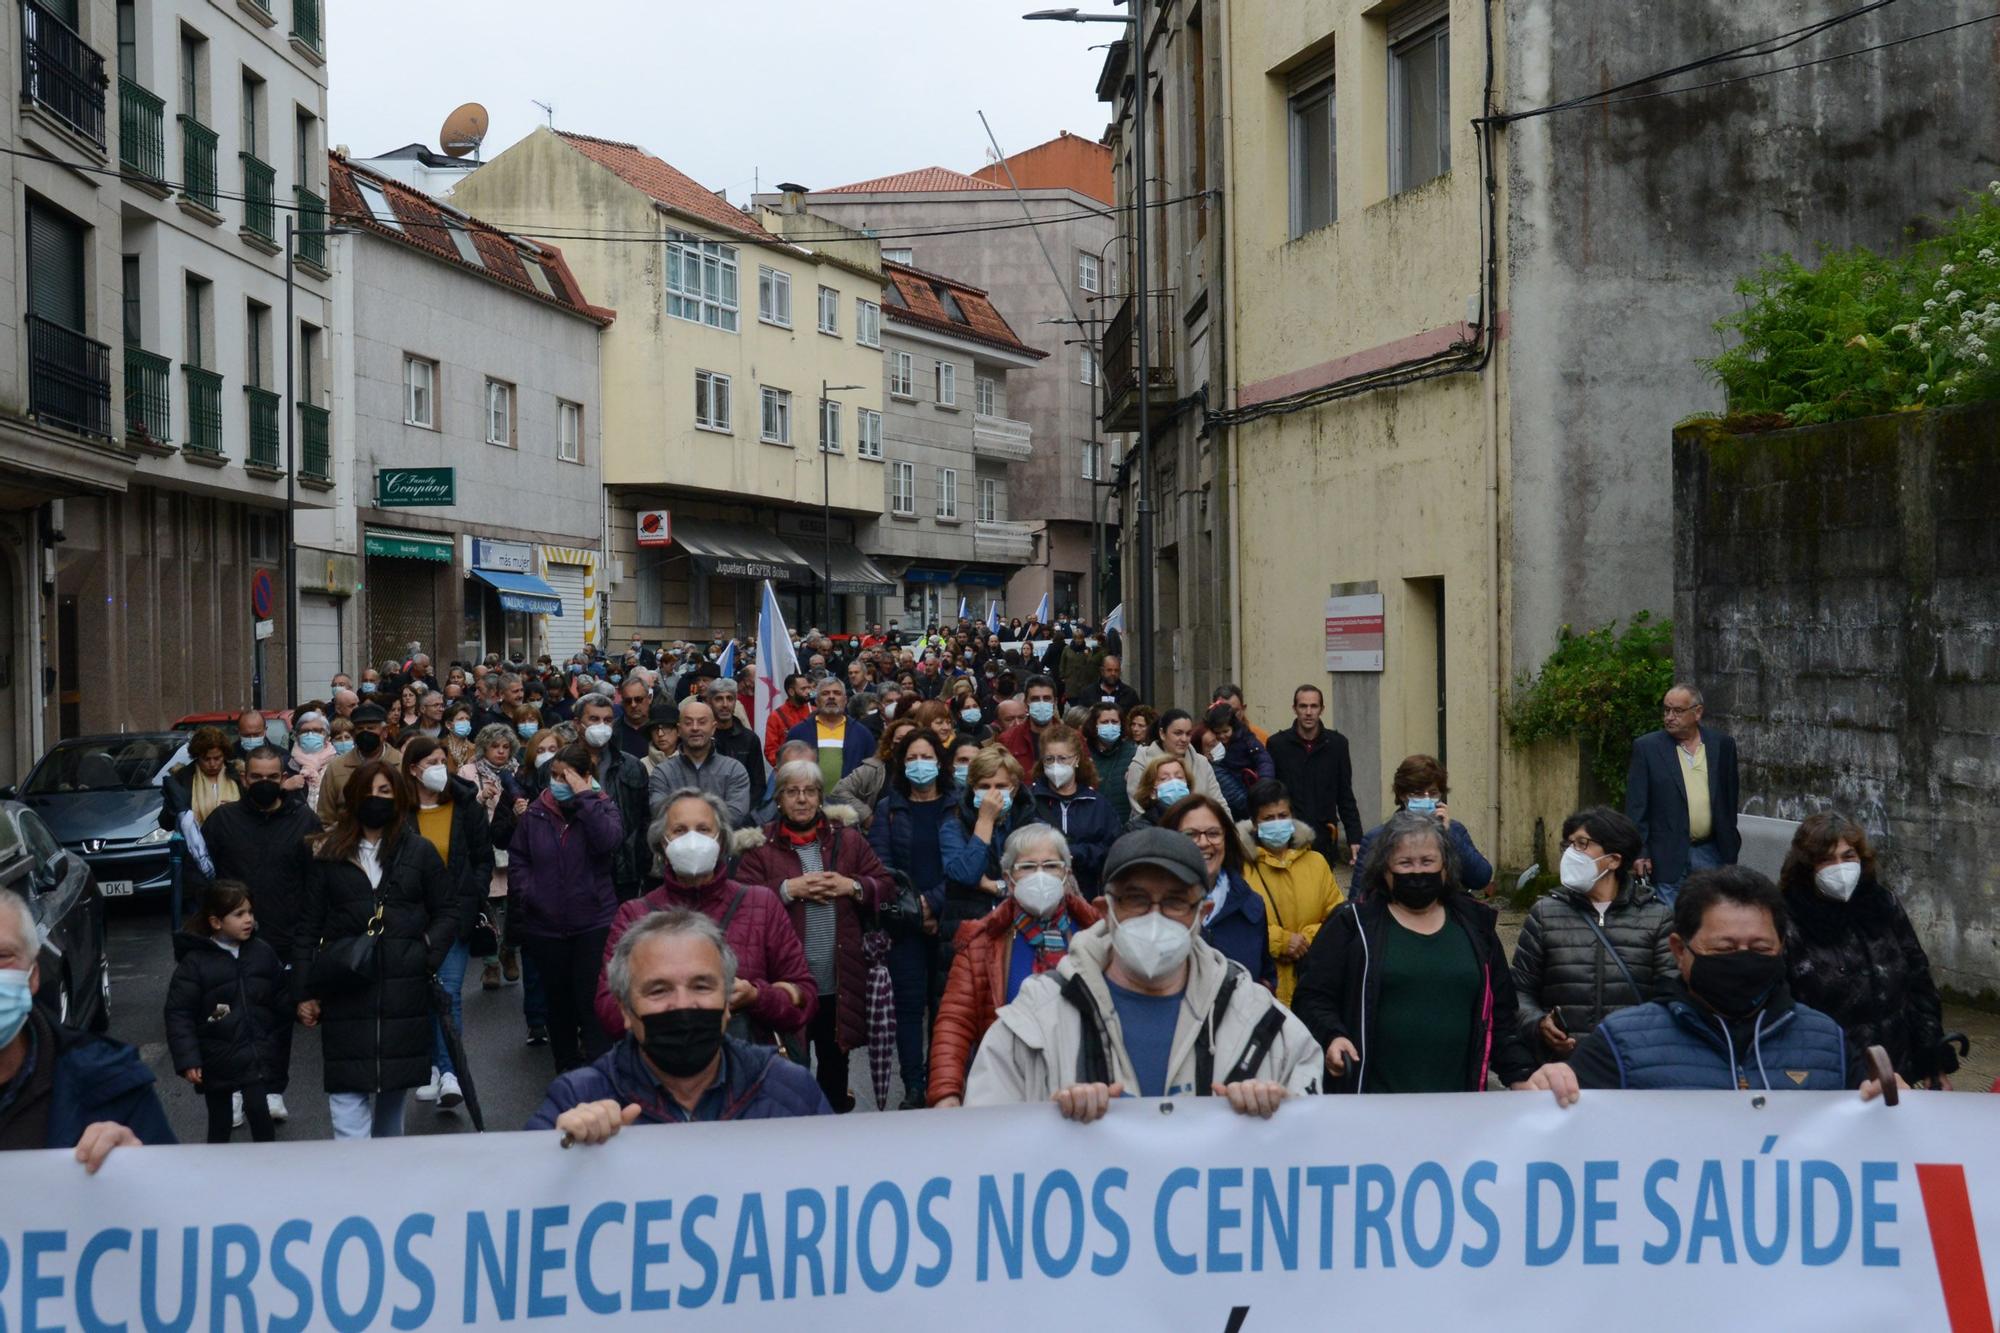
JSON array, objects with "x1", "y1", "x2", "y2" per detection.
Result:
[
  {"x1": 1025, "y1": 4, "x2": 1152, "y2": 702},
  {"x1": 820, "y1": 380, "x2": 864, "y2": 632}
]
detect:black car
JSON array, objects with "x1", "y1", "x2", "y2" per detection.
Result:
[
  {"x1": 5, "y1": 734, "x2": 187, "y2": 899},
  {"x1": 0, "y1": 800, "x2": 110, "y2": 1032}
]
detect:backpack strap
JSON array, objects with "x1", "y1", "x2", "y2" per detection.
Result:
[
  {"x1": 1194, "y1": 971, "x2": 1242, "y2": 1096},
  {"x1": 1060, "y1": 972, "x2": 1112, "y2": 1086}
]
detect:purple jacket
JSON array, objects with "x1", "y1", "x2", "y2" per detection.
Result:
[{"x1": 507, "y1": 788, "x2": 623, "y2": 940}]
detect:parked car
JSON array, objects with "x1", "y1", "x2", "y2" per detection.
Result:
[
  {"x1": 0, "y1": 800, "x2": 110, "y2": 1032},
  {"x1": 3, "y1": 734, "x2": 186, "y2": 899},
  {"x1": 171, "y1": 709, "x2": 292, "y2": 749}
]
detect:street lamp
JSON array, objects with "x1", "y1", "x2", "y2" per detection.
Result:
[
  {"x1": 820, "y1": 380, "x2": 864, "y2": 631},
  {"x1": 1025, "y1": 2, "x2": 1153, "y2": 703}
]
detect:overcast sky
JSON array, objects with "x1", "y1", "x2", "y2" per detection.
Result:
[{"x1": 327, "y1": 0, "x2": 1112, "y2": 200}]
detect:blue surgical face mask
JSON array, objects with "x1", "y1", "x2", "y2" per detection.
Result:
[
  {"x1": 960, "y1": 707, "x2": 982, "y2": 725},
  {"x1": 0, "y1": 969, "x2": 31, "y2": 1047},
  {"x1": 904, "y1": 758, "x2": 941, "y2": 787},
  {"x1": 1257, "y1": 818, "x2": 1295, "y2": 849},
  {"x1": 972, "y1": 788, "x2": 1013, "y2": 814},
  {"x1": 1096, "y1": 722, "x2": 1123, "y2": 744},
  {"x1": 452, "y1": 720, "x2": 473, "y2": 738},
  {"x1": 610, "y1": 675, "x2": 623, "y2": 686},
  {"x1": 360, "y1": 682, "x2": 377, "y2": 695},
  {"x1": 953, "y1": 763, "x2": 971, "y2": 787},
  {"x1": 297, "y1": 732, "x2": 326, "y2": 753},
  {"x1": 333, "y1": 738, "x2": 355, "y2": 755},
  {"x1": 1156, "y1": 778, "x2": 1191, "y2": 807},
  {"x1": 517, "y1": 722, "x2": 540, "y2": 739},
  {"x1": 1405, "y1": 797, "x2": 1440, "y2": 815},
  {"x1": 548, "y1": 779, "x2": 575, "y2": 802},
  {"x1": 240, "y1": 735, "x2": 264, "y2": 750},
  {"x1": 1028, "y1": 700, "x2": 1055, "y2": 725}
]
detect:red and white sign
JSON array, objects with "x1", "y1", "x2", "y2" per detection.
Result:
[
  {"x1": 1324, "y1": 593, "x2": 1385, "y2": 672},
  {"x1": 635, "y1": 509, "x2": 673, "y2": 548}
]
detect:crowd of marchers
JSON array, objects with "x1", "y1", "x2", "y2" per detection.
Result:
[{"x1": 0, "y1": 619, "x2": 1969, "y2": 1171}]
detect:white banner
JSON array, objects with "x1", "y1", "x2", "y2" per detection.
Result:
[{"x1": 3, "y1": 1092, "x2": 1994, "y2": 1330}]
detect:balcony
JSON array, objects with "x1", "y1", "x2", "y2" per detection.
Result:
[
  {"x1": 298, "y1": 402, "x2": 330, "y2": 483},
  {"x1": 972, "y1": 413, "x2": 1034, "y2": 462},
  {"x1": 975, "y1": 520, "x2": 1036, "y2": 564},
  {"x1": 178, "y1": 115, "x2": 218, "y2": 215},
  {"x1": 117, "y1": 78, "x2": 166, "y2": 182},
  {"x1": 123, "y1": 346, "x2": 171, "y2": 448},
  {"x1": 239, "y1": 153, "x2": 276, "y2": 245},
  {"x1": 1100, "y1": 291, "x2": 1178, "y2": 433},
  {"x1": 182, "y1": 365, "x2": 222, "y2": 458},
  {"x1": 19, "y1": 0, "x2": 105, "y2": 148},
  {"x1": 27, "y1": 316, "x2": 111, "y2": 437},
  {"x1": 289, "y1": 0, "x2": 323, "y2": 59},
  {"x1": 294, "y1": 186, "x2": 326, "y2": 270},
  {"x1": 245, "y1": 386, "x2": 280, "y2": 470}
]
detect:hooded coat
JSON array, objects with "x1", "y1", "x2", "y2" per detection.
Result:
[
  {"x1": 163, "y1": 932, "x2": 288, "y2": 1092},
  {"x1": 1236, "y1": 819, "x2": 1345, "y2": 1006},
  {"x1": 506, "y1": 788, "x2": 624, "y2": 942}
]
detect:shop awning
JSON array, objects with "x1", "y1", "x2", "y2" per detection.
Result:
[
  {"x1": 471, "y1": 568, "x2": 564, "y2": 616},
  {"x1": 822, "y1": 547, "x2": 897, "y2": 597},
  {"x1": 668, "y1": 518, "x2": 816, "y2": 584},
  {"x1": 364, "y1": 529, "x2": 453, "y2": 562}
]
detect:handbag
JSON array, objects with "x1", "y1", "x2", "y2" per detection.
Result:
[
  {"x1": 466, "y1": 912, "x2": 499, "y2": 958},
  {"x1": 309, "y1": 900, "x2": 385, "y2": 996},
  {"x1": 874, "y1": 868, "x2": 925, "y2": 929}
]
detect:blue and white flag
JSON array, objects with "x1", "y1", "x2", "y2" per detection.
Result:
[
  {"x1": 986, "y1": 599, "x2": 1002, "y2": 636},
  {"x1": 1033, "y1": 591, "x2": 1051, "y2": 623},
  {"x1": 716, "y1": 640, "x2": 737, "y2": 676},
  {"x1": 754, "y1": 581, "x2": 797, "y2": 731},
  {"x1": 1103, "y1": 603, "x2": 1125, "y2": 633},
  {"x1": 958, "y1": 596, "x2": 969, "y2": 621}
]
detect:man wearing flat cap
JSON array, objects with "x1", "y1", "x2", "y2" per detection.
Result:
[
  {"x1": 965, "y1": 827, "x2": 1321, "y2": 1121},
  {"x1": 315, "y1": 701, "x2": 403, "y2": 826}
]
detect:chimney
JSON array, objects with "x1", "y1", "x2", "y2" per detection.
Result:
[{"x1": 775, "y1": 182, "x2": 809, "y2": 213}]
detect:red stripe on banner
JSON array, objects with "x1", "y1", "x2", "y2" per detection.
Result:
[{"x1": 1916, "y1": 1163, "x2": 1995, "y2": 1333}]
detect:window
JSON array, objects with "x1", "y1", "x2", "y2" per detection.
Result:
[
  {"x1": 695, "y1": 370, "x2": 732, "y2": 431},
  {"x1": 819, "y1": 397, "x2": 841, "y2": 453},
  {"x1": 935, "y1": 360, "x2": 957, "y2": 407},
  {"x1": 933, "y1": 285, "x2": 968, "y2": 323},
  {"x1": 856, "y1": 299, "x2": 881, "y2": 348},
  {"x1": 890, "y1": 460, "x2": 915, "y2": 515},
  {"x1": 294, "y1": 110, "x2": 316, "y2": 191},
  {"x1": 889, "y1": 351, "x2": 914, "y2": 398},
  {"x1": 444, "y1": 220, "x2": 483, "y2": 268},
  {"x1": 1082, "y1": 439, "x2": 1104, "y2": 480},
  {"x1": 1390, "y1": 4, "x2": 1450, "y2": 194},
  {"x1": 1078, "y1": 252, "x2": 1100, "y2": 293},
  {"x1": 356, "y1": 178, "x2": 403, "y2": 232},
  {"x1": 758, "y1": 266, "x2": 792, "y2": 326},
  {"x1": 1288, "y1": 56, "x2": 1337, "y2": 236},
  {"x1": 245, "y1": 301, "x2": 269, "y2": 387},
  {"x1": 403, "y1": 356, "x2": 435, "y2": 427},
  {"x1": 559, "y1": 400, "x2": 582, "y2": 462},
  {"x1": 183, "y1": 276, "x2": 210, "y2": 367},
  {"x1": 936, "y1": 467, "x2": 958, "y2": 520},
  {"x1": 178, "y1": 29, "x2": 204, "y2": 120},
  {"x1": 299, "y1": 324, "x2": 320, "y2": 398},
  {"x1": 523, "y1": 258, "x2": 555, "y2": 297},
  {"x1": 817, "y1": 285, "x2": 839, "y2": 335},
  {"x1": 240, "y1": 71, "x2": 264, "y2": 158},
  {"x1": 122, "y1": 256, "x2": 142, "y2": 344},
  {"x1": 117, "y1": 0, "x2": 136, "y2": 78},
  {"x1": 760, "y1": 386, "x2": 792, "y2": 444},
  {"x1": 485, "y1": 378, "x2": 515, "y2": 447},
  {"x1": 978, "y1": 477, "x2": 999, "y2": 523},
  {"x1": 975, "y1": 375, "x2": 996, "y2": 416},
  {"x1": 857, "y1": 408, "x2": 883, "y2": 460},
  {"x1": 1081, "y1": 348, "x2": 1098, "y2": 386},
  {"x1": 666, "y1": 231, "x2": 739, "y2": 331},
  {"x1": 882, "y1": 247, "x2": 913, "y2": 265}
]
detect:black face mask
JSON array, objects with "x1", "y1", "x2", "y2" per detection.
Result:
[
  {"x1": 639, "y1": 1007, "x2": 726, "y2": 1078},
  {"x1": 1388, "y1": 871, "x2": 1445, "y2": 911},
  {"x1": 356, "y1": 796, "x2": 397, "y2": 830},
  {"x1": 247, "y1": 779, "x2": 284, "y2": 809},
  {"x1": 353, "y1": 731, "x2": 384, "y2": 757},
  {"x1": 1685, "y1": 948, "x2": 1784, "y2": 1019}
]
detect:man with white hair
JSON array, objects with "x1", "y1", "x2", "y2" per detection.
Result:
[
  {"x1": 0, "y1": 889, "x2": 175, "y2": 1164},
  {"x1": 530, "y1": 908, "x2": 829, "y2": 1136}
]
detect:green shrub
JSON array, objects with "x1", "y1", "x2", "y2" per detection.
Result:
[
  {"x1": 1506, "y1": 614, "x2": 1674, "y2": 806},
  {"x1": 1705, "y1": 183, "x2": 2000, "y2": 424}
]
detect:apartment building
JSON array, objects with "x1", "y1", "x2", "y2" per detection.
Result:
[
  {"x1": 0, "y1": 0, "x2": 331, "y2": 780},
  {"x1": 870, "y1": 260, "x2": 1045, "y2": 627},
  {"x1": 452, "y1": 132, "x2": 892, "y2": 640}
]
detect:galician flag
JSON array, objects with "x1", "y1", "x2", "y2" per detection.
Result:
[
  {"x1": 1033, "y1": 591, "x2": 1051, "y2": 623},
  {"x1": 754, "y1": 581, "x2": 797, "y2": 731},
  {"x1": 986, "y1": 599, "x2": 1002, "y2": 636},
  {"x1": 958, "y1": 595, "x2": 969, "y2": 621},
  {"x1": 1103, "y1": 603, "x2": 1125, "y2": 633},
  {"x1": 716, "y1": 640, "x2": 737, "y2": 677}
]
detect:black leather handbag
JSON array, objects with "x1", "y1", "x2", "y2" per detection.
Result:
[{"x1": 309, "y1": 902, "x2": 384, "y2": 996}]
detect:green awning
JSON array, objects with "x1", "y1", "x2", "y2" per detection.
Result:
[{"x1": 365, "y1": 529, "x2": 454, "y2": 562}]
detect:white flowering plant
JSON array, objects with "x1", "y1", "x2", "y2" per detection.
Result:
[{"x1": 1705, "y1": 183, "x2": 2000, "y2": 424}]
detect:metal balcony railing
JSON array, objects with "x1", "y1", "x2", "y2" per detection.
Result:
[
  {"x1": 245, "y1": 386, "x2": 280, "y2": 467},
  {"x1": 240, "y1": 154, "x2": 275, "y2": 241},
  {"x1": 20, "y1": 0, "x2": 105, "y2": 146},
  {"x1": 182, "y1": 365, "x2": 222, "y2": 455},
  {"x1": 27, "y1": 315, "x2": 111, "y2": 436},
  {"x1": 294, "y1": 186, "x2": 326, "y2": 267},
  {"x1": 118, "y1": 77, "x2": 165, "y2": 180},
  {"x1": 289, "y1": 0, "x2": 321, "y2": 54},
  {"x1": 124, "y1": 345, "x2": 171, "y2": 445},
  {"x1": 179, "y1": 115, "x2": 218, "y2": 212},
  {"x1": 1100, "y1": 290, "x2": 1178, "y2": 431},
  {"x1": 299, "y1": 402, "x2": 329, "y2": 480},
  {"x1": 972, "y1": 413, "x2": 1034, "y2": 461}
]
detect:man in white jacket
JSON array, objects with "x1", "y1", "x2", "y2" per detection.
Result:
[{"x1": 966, "y1": 827, "x2": 1320, "y2": 1121}]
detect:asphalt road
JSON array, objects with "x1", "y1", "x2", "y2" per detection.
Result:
[{"x1": 104, "y1": 896, "x2": 903, "y2": 1143}]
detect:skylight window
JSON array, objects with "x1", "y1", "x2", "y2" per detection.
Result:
[
  {"x1": 933, "y1": 284, "x2": 967, "y2": 324},
  {"x1": 523, "y1": 259, "x2": 555, "y2": 297},
  {"x1": 445, "y1": 222, "x2": 483, "y2": 268},
  {"x1": 355, "y1": 179, "x2": 403, "y2": 232}
]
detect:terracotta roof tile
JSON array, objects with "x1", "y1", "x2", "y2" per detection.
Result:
[
  {"x1": 821, "y1": 166, "x2": 1004, "y2": 194},
  {"x1": 882, "y1": 261, "x2": 1044, "y2": 360},
  {"x1": 327, "y1": 155, "x2": 614, "y2": 325},
  {"x1": 552, "y1": 130, "x2": 775, "y2": 241}
]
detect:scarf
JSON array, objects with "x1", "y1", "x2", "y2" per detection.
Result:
[
  {"x1": 1012, "y1": 905, "x2": 1074, "y2": 974},
  {"x1": 190, "y1": 769, "x2": 239, "y2": 824},
  {"x1": 778, "y1": 816, "x2": 825, "y2": 848}
]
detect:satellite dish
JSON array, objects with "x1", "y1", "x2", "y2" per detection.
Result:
[{"x1": 439, "y1": 103, "x2": 489, "y2": 159}]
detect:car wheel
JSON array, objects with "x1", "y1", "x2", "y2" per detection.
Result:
[{"x1": 89, "y1": 953, "x2": 111, "y2": 1033}]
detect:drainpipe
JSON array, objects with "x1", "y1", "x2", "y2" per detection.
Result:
[{"x1": 1217, "y1": 0, "x2": 1244, "y2": 692}]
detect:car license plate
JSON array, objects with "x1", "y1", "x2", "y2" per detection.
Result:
[{"x1": 98, "y1": 880, "x2": 134, "y2": 897}]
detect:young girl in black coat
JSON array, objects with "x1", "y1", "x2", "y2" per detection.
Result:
[{"x1": 164, "y1": 880, "x2": 289, "y2": 1142}]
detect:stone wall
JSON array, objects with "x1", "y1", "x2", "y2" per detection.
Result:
[{"x1": 1673, "y1": 405, "x2": 2000, "y2": 993}]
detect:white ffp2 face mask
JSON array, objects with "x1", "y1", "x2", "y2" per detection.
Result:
[
  {"x1": 1011, "y1": 870, "x2": 1066, "y2": 917},
  {"x1": 1109, "y1": 904, "x2": 1195, "y2": 981},
  {"x1": 665, "y1": 831, "x2": 721, "y2": 881},
  {"x1": 584, "y1": 723, "x2": 615, "y2": 749},
  {"x1": 1559, "y1": 846, "x2": 1605, "y2": 893},
  {"x1": 1815, "y1": 861, "x2": 1862, "y2": 903}
]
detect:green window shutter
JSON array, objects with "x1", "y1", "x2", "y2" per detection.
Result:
[{"x1": 26, "y1": 202, "x2": 85, "y2": 331}]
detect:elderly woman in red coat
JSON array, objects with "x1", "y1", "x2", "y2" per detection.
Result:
[{"x1": 734, "y1": 759, "x2": 894, "y2": 1112}]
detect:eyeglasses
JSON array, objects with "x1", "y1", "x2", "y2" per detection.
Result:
[
  {"x1": 1012, "y1": 860, "x2": 1069, "y2": 877},
  {"x1": 1182, "y1": 827, "x2": 1227, "y2": 845},
  {"x1": 777, "y1": 787, "x2": 820, "y2": 801},
  {"x1": 1662, "y1": 704, "x2": 1698, "y2": 717},
  {"x1": 1108, "y1": 891, "x2": 1204, "y2": 922}
]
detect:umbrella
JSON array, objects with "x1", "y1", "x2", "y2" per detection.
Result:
[
  {"x1": 431, "y1": 978, "x2": 486, "y2": 1132},
  {"x1": 861, "y1": 929, "x2": 897, "y2": 1109}
]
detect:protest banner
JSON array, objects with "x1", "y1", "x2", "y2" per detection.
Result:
[{"x1": 2, "y1": 1091, "x2": 1992, "y2": 1331}]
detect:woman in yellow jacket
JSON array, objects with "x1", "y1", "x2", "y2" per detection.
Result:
[{"x1": 1239, "y1": 779, "x2": 1344, "y2": 1005}]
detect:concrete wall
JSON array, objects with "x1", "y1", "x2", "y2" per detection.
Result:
[
  {"x1": 1674, "y1": 407, "x2": 2000, "y2": 993},
  {"x1": 1504, "y1": 0, "x2": 2000, "y2": 677}
]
